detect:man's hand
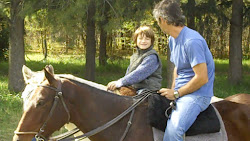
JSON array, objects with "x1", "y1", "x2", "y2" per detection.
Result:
[
  {"x1": 107, "y1": 81, "x2": 117, "y2": 91},
  {"x1": 158, "y1": 88, "x2": 175, "y2": 100}
]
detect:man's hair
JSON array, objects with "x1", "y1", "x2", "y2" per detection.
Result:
[
  {"x1": 133, "y1": 26, "x2": 155, "y2": 44},
  {"x1": 153, "y1": 0, "x2": 185, "y2": 26}
]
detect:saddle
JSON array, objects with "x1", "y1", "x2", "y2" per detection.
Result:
[
  {"x1": 148, "y1": 94, "x2": 221, "y2": 136},
  {"x1": 119, "y1": 86, "x2": 137, "y2": 96}
]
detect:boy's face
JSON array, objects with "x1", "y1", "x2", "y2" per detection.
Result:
[{"x1": 137, "y1": 33, "x2": 152, "y2": 50}]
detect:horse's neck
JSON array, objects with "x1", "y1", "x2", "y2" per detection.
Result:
[{"x1": 65, "y1": 80, "x2": 133, "y2": 132}]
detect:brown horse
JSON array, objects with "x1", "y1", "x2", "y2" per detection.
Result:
[
  {"x1": 13, "y1": 65, "x2": 250, "y2": 141},
  {"x1": 13, "y1": 66, "x2": 153, "y2": 141},
  {"x1": 213, "y1": 94, "x2": 250, "y2": 141}
]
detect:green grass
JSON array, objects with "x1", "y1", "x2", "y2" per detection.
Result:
[
  {"x1": 0, "y1": 75, "x2": 23, "y2": 141},
  {"x1": 0, "y1": 53, "x2": 249, "y2": 140},
  {"x1": 214, "y1": 59, "x2": 250, "y2": 97}
]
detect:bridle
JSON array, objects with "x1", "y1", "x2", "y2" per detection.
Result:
[{"x1": 14, "y1": 79, "x2": 71, "y2": 141}]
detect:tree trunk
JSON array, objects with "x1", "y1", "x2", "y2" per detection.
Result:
[
  {"x1": 99, "y1": 2, "x2": 109, "y2": 66},
  {"x1": 42, "y1": 30, "x2": 47, "y2": 60},
  {"x1": 228, "y1": 0, "x2": 243, "y2": 85},
  {"x1": 65, "y1": 35, "x2": 69, "y2": 54},
  {"x1": 43, "y1": 39, "x2": 47, "y2": 60},
  {"x1": 99, "y1": 24, "x2": 107, "y2": 66},
  {"x1": 186, "y1": 0, "x2": 196, "y2": 30},
  {"x1": 84, "y1": 0, "x2": 96, "y2": 81},
  {"x1": 8, "y1": 0, "x2": 25, "y2": 92}
]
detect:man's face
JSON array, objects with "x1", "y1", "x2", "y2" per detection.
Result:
[{"x1": 157, "y1": 17, "x2": 169, "y2": 34}]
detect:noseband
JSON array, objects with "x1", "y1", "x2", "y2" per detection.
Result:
[{"x1": 14, "y1": 79, "x2": 70, "y2": 141}]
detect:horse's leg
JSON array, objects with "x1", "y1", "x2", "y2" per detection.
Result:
[{"x1": 64, "y1": 123, "x2": 90, "y2": 141}]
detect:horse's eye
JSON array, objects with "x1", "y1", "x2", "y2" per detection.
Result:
[{"x1": 36, "y1": 100, "x2": 44, "y2": 107}]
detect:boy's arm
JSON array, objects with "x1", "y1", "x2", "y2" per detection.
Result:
[{"x1": 117, "y1": 54, "x2": 159, "y2": 87}]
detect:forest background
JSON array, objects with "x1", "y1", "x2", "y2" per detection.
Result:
[{"x1": 0, "y1": 0, "x2": 249, "y2": 140}]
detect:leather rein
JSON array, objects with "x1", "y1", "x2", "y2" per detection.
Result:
[
  {"x1": 14, "y1": 80, "x2": 71, "y2": 141},
  {"x1": 59, "y1": 90, "x2": 151, "y2": 141},
  {"x1": 15, "y1": 78, "x2": 152, "y2": 141}
]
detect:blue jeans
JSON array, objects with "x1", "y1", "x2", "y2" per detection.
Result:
[{"x1": 163, "y1": 94, "x2": 211, "y2": 141}]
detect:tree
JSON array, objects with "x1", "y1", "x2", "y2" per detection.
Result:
[
  {"x1": 8, "y1": 0, "x2": 25, "y2": 92},
  {"x1": 99, "y1": 20, "x2": 108, "y2": 66},
  {"x1": 228, "y1": 0, "x2": 243, "y2": 84},
  {"x1": 185, "y1": 0, "x2": 196, "y2": 30},
  {"x1": 98, "y1": 1, "x2": 109, "y2": 66},
  {"x1": 84, "y1": 0, "x2": 96, "y2": 81}
]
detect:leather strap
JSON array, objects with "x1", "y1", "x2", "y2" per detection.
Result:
[
  {"x1": 119, "y1": 109, "x2": 135, "y2": 141},
  {"x1": 60, "y1": 92, "x2": 151, "y2": 141}
]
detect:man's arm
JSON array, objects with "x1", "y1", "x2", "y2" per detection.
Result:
[
  {"x1": 159, "y1": 63, "x2": 208, "y2": 100},
  {"x1": 177, "y1": 63, "x2": 208, "y2": 96},
  {"x1": 171, "y1": 67, "x2": 177, "y2": 89}
]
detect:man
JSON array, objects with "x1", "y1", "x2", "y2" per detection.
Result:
[{"x1": 153, "y1": 0, "x2": 215, "y2": 140}]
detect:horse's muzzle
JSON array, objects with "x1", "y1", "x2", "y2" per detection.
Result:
[
  {"x1": 12, "y1": 134, "x2": 20, "y2": 141},
  {"x1": 13, "y1": 134, "x2": 34, "y2": 141}
]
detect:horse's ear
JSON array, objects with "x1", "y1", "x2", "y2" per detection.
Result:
[
  {"x1": 45, "y1": 64, "x2": 54, "y2": 74},
  {"x1": 22, "y1": 65, "x2": 34, "y2": 84},
  {"x1": 44, "y1": 68, "x2": 57, "y2": 87}
]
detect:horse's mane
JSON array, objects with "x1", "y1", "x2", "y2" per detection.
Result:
[
  {"x1": 57, "y1": 74, "x2": 107, "y2": 91},
  {"x1": 57, "y1": 74, "x2": 131, "y2": 99}
]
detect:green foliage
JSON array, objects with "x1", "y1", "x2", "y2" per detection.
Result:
[
  {"x1": 106, "y1": 0, "x2": 160, "y2": 30},
  {"x1": 0, "y1": 23, "x2": 9, "y2": 61},
  {"x1": 0, "y1": 0, "x2": 10, "y2": 17},
  {"x1": 45, "y1": 0, "x2": 88, "y2": 36},
  {"x1": 22, "y1": 0, "x2": 90, "y2": 53},
  {"x1": 180, "y1": 0, "x2": 249, "y2": 59},
  {"x1": 21, "y1": 0, "x2": 250, "y2": 60},
  {"x1": 0, "y1": 0, "x2": 9, "y2": 61}
]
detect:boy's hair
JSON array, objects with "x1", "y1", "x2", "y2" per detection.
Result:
[
  {"x1": 133, "y1": 26, "x2": 155, "y2": 44},
  {"x1": 153, "y1": 0, "x2": 185, "y2": 26}
]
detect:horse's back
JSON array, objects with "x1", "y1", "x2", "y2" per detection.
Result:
[
  {"x1": 225, "y1": 93, "x2": 250, "y2": 106},
  {"x1": 213, "y1": 94, "x2": 250, "y2": 141}
]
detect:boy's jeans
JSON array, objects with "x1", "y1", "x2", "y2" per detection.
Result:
[{"x1": 163, "y1": 94, "x2": 211, "y2": 141}]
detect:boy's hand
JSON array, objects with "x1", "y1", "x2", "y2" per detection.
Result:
[{"x1": 107, "y1": 81, "x2": 117, "y2": 91}]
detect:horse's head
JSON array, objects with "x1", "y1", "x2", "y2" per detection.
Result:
[{"x1": 13, "y1": 65, "x2": 70, "y2": 141}]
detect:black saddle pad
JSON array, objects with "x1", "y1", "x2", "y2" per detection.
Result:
[{"x1": 147, "y1": 94, "x2": 221, "y2": 136}]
